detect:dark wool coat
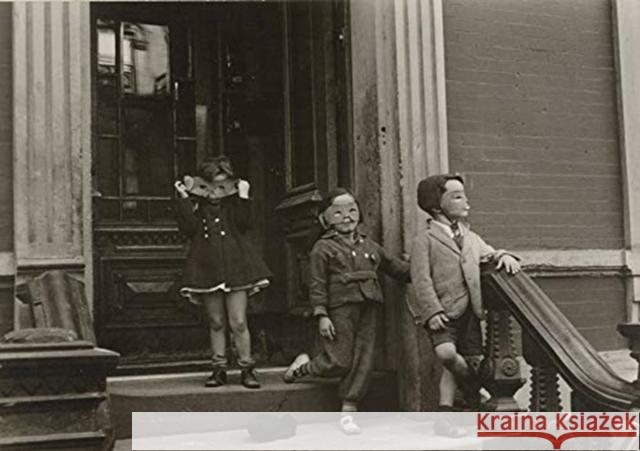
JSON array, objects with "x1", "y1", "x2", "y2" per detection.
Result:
[
  {"x1": 176, "y1": 195, "x2": 272, "y2": 290},
  {"x1": 309, "y1": 229, "x2": 410, "y2": 317}
]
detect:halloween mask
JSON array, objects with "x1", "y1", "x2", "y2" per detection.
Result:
[
  {"x1": 322, "y1": 194, "x2": 360, "y2": 234},
  {"x1": 183, "y1": 175, "x2": 238, "y2": 200}
]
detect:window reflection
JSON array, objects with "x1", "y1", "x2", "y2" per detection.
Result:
[
  {"x1": 122, "y1": 22, "x2": 170, "y2": 97},
  {"x1": 97, "y1": 23, "x2": 116, "y2": 76}
]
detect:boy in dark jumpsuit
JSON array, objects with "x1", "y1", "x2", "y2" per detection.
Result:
[{"x1": 283, "y1": 188, "x2": 410, "y2": 434}]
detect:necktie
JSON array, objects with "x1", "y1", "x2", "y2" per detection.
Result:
[{"x1": 451, "y1": 221, "x2": 464, "y2": 250}]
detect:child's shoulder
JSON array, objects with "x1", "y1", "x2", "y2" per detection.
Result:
[{"x1": 311, "y1": 236, "x2": 335, "y2": 253}]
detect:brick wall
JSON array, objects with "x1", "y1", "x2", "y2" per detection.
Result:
[
  {"x1": 0, "y1": 3, "x2": 12, "y2": 253},
  {"x1": 535, "y1": 275, "x2": 626, "y2": 350},
  {"x1": 444, "y1": 0, "x2": 623, "y2": 250}
]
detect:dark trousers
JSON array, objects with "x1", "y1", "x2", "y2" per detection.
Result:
[{"x1": 306, "y1": 302, "x2": 378, "y2": 403}]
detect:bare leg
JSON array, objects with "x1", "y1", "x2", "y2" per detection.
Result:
[
  {"x1": 439, "y1": 368, "x2": 457, "y2": 407},
  {"x1": 225, "y1": 290, "x2": 253, "y2": 366},
  {"x1": 202, "y1": 292, "x2": 227, "y2": 365},
  {"x1": 434, "y1": 342, "x2": 469, "y2": 404}
]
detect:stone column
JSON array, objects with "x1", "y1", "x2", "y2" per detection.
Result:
[
  {"x1": 12, "y1": 2, "x2": 92, "y2": 297},
  {"x1": 350, "y1": 0, "x2": 449, "y2": 410}
]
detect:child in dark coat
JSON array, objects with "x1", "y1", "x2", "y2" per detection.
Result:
[
  {"x1": 175, "y1": 156, "x2": 272, "y2": 389},
  {"x1": 407, "y1": 174, "x2": 520, "y2": 435},
  {"x1": 283, "y1": 188, "x2": 410, "y2": 434}
]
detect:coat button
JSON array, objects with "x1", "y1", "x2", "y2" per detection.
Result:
[
  {"x1": 351, "y1": 251, "x2": 356, "y2": 257},
  {"x1": 202, "y1": 219, "x2": 206, "y2": 223},
  {"x1": 364, "y1": 253, "x2": 369, "y2": 258},
  {"x1": 204, "y1": 234, "x2": 209, "y2": 239},
  {"x1": 214, "y1": 218, "x2": 220, "y2": 223},
  {"x1": 220, "y1": 231, "x2": 226, "y2": 236}
]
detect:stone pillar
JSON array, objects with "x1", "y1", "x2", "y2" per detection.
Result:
[
  {"x1": 12, "y1": 3, "x2": 92, "y2": 299},
  {"x1": 350, "y1": 0, "x2": 449, "y2": 410},
  {"x1": 614, "y1": 0, "x2": 640, "y2": 323}
]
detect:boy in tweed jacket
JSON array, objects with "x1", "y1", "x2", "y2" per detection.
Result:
[{"x1": 407, "y1": 174, "x2": 520, "y2": 435}]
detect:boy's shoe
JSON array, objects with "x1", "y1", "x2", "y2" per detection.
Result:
[
  {"x1": 241, "y1": 367, "x2": 261, "y2": 389},
  {"x1": 205, "y1": 368, "x2": 227, "y2": 387},
  {"x1": 339, "y1": 414, "x2": 361, "y2": 435},
  {"x1": 283, "y1": 353, "x2": 310, "y2": 383}
]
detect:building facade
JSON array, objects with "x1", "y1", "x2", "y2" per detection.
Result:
[{"x1": 0, "y1": 0, "x2": 639, "y2": 409}]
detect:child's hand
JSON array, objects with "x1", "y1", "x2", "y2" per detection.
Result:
[
  {"x1": 426, "y1": 313, "x2": 449, "y2": 331},
  {"x1": 238, "y1": 179, "x2": 250, "y2": 199},
  {"x1": 496, "y1": 254, "x2": 521, "y2": 275},
  {"x1": 318, "y1": 316, "x2": 336, "y2": 340},
  {"x1": 174, "y1": 180, "x2": 190, "y2": 199}
]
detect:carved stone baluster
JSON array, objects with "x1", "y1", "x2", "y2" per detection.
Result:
[
  {"x1": 522, "y1": 328, "x2": 562, "y2": 412},
  {"x1": 480, "y1": 302, "x2": 525, "y2": 412}
]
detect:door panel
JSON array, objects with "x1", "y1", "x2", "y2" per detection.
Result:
[
  {"x1": 92, "y1": 4, "x2": 205, "y2": 365},
  {"x1": 278, "y1": 1, "x2": 349, "y2": 317}
]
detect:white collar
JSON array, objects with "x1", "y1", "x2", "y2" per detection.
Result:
[{"x1": 431, "y1": 218, "x2": 465, "y2": 238}]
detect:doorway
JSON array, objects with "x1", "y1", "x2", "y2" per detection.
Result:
[{"x1": 91, "y1": 2, "x2": 352, "y2": 370}]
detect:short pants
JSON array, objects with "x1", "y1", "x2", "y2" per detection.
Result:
[{"x1": 427, "y1": 308, "x2": 483, "y2": 355}]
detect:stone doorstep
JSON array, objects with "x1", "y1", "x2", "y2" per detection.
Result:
[{"x1": 109, "y1": 367, "x2": 397, "y2": 440}]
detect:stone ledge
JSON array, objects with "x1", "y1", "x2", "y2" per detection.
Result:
[{"x1": 110, "y1": 368, "x2": 397, "y2": 439}]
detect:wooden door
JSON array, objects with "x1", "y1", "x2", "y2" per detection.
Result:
[
  {"x1": 91, "y1": 4, "x2": 207, "y2": 365},
  {"x1": 91, "y1": 2, "x2": 352, "y2": 367},
  {"x1": 209, "y1": 1, "x2": 352, "y2": 362}
]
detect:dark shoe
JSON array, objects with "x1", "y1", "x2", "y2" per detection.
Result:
[
  {"x1": 205, "y1": 368, "x2": 227, "y2": 387},
  {"x1": 241, "y1": 368, "x2": 261, "y2": 389}
]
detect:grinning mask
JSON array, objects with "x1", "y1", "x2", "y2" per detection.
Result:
[{"x1": 322, "y1": 194, "x2": 360, "y2": 234}]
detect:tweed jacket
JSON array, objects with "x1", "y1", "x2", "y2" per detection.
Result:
[
  {"x1": 309, "y1": 229, "x2": 410, "y2": 317},
  {"x1": 408, "y1": 215, "x2": 516, "y2": 325}
]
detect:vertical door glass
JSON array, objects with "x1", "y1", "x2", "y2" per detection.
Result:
[{"x1": 122, "y1": 106, "x2": 172, "y2": 197}]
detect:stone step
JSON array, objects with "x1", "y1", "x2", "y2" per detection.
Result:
[{"x1": 109, "y1": 367, "x2": 397, "y2": 439}]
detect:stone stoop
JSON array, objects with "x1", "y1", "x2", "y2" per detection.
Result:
[{"x1": 109, "y1": 367, "x2": 397, "y2": 440}]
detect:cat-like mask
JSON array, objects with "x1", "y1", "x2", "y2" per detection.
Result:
[{"x1": 182, "y1": 175, "x2": 238, "y2": 200}]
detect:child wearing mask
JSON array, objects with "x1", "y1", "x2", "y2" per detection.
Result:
[
  {"x1": 408, "y1": 174, "x2": 520, "y2": 435},
  {"x1": 283, "y1": 188, "x2": 410, "y2": 434}
]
